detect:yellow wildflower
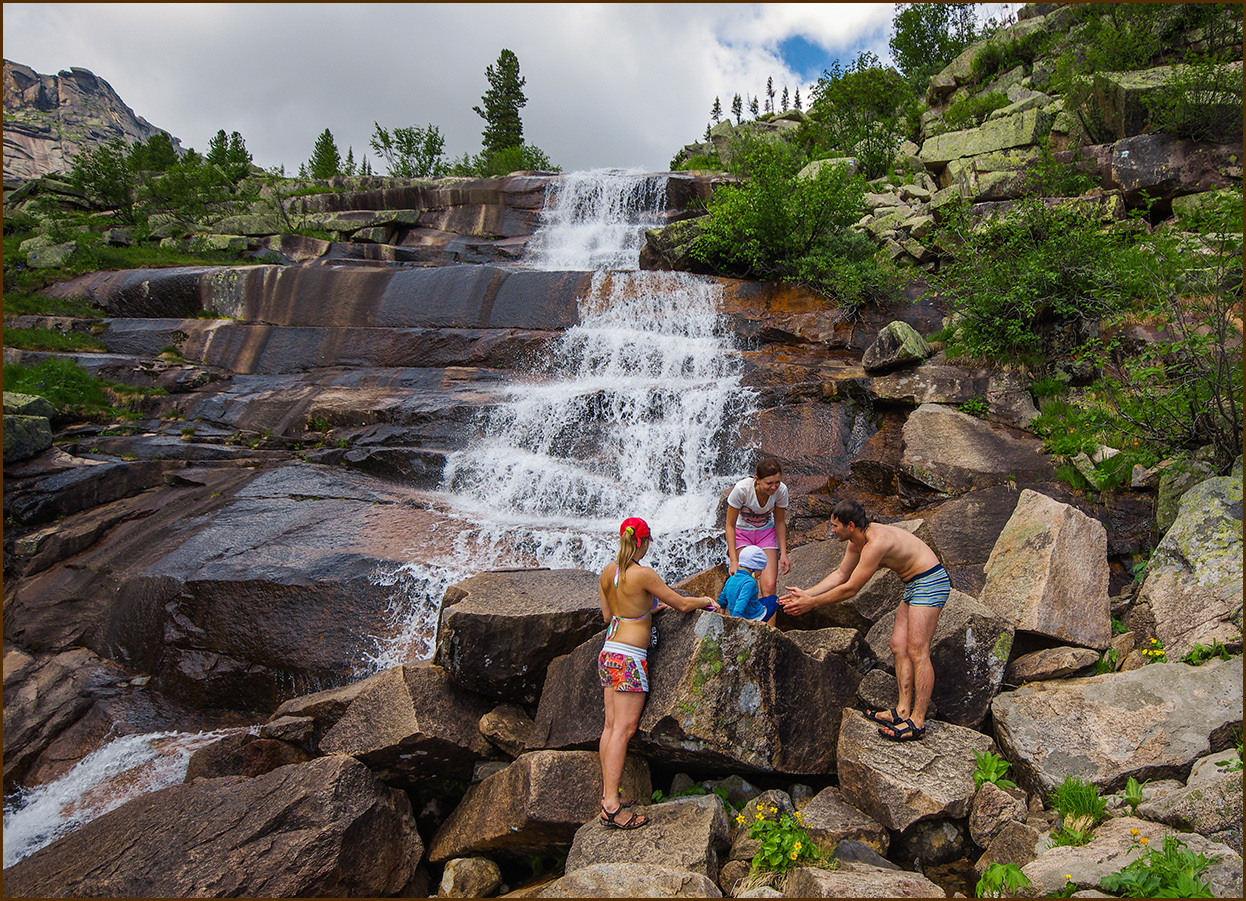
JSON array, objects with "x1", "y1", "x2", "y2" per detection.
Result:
[
  {"x1": 1151, "y1": 638, "x2": 1159, "y2": 644},
  {"x1": 1130, "y1": 828, "x2": 1140, "y2": 835},
  {"x1": 790, "y1": 850, "x2": 799, "y2": 860},
  {"x1": 1139, "y1": 836, "x2": 1149, "y2": 845},
  {"x1": 755, "y1": 812, "x2": 764, "y2": 820},
  {"x1": 1065, "y1": 875, "x2": 1072, "y2": 881},
  {"x1": 794, "y1": 841, "x2": 802, "y2": 851},
  {"x1": 736, "y1": 813, "x2": 745, "y2": 824},
  {"x1": 769, "y1": 806, "x2": 778, "y2": 813},
  {"x1": 756, "y1": 802, "x2": 764, "y2": 811}
]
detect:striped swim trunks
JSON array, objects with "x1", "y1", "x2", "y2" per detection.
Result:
[{"x1": 902, "y1": 564, "x2": 951, "y2": 609}]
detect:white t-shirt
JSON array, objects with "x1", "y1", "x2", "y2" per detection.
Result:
[{"x1": 728, "y1": 477, "x2": 789, "y2": 531}]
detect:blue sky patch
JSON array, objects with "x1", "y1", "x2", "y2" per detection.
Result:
[{"x1": 777, "y1": 34, "x2": 833, "y2": 81}]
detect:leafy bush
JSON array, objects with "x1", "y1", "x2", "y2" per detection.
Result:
[
  {"x1": 1143, "y1": 56, "x2": 1244, "y2": 142},
  {"x1": 735, "y1": 802, "x2": 821, "y2": 875},
  {"x1": 1078, "y1": 191, "x2": 1243, "y2": 469},
  {"x1": 943, "y1": 92, "x2": 1010, "y2": 131},
  {"x1": 691, "y1": 135, "x2": 900, "y2": 313},
  {"x1": 972, "y1": 750, "x2": 1018, "y2": 791},
  {"x1": 448, "y1": 142, "x2": 559, "y2": 177},
  {"x1": 932, "y1": 198, "x2": 1147, "y2": 363},
  {"x1": 976, "y1": 861, "x2": 1031, "y2": 898},
  {"x1": 797, "y1": 51, "x2": 918, "y2": 179},
  {"x1": 1022, "y1": 139, "x2": 1101, "y2": 198},
  {"x1": 1180, "y1": 640, "x2": 1233, "y2": 665},
  {"x1": 969, "y1": 27, "x2": 1054, "y2": 85},
  {"x1": 369, "y1": 122, "x2": 449, "y2": 178},
  {"x1": 1100, "y1": 833, "x2": 1218, "y2": 898},
  {"x1": 1094, "y1": 647, "x2": 1119, "y2": 675},
  {"x1": 674, "y1": 154, "x2": 725, "y2": 172}
]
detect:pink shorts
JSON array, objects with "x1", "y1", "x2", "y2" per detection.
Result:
[{"x1": 735, "y1": 526, "x2": 778, "y2": 551}]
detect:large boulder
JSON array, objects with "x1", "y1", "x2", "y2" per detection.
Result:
[
  {"x1": 979, "y1": 489, "x2": 1110, "y2": 649},
  {"x1": 2, "y1": 414, "x2": 54, "y2": 463},
  {"x1": 1, "y1": 755, "x2": 423, "y2": 897},
  {"x1": 863, "y1": 589, "x2": 1013, "y2": 728},
  {"x1": 798, "y1": 786, "x2": 891, "y2": 857},
  {"x1": 530, "y1": 611, "x2": 862, "y2": 775},
  {"x1": 783, "y1": 863, "x2": 947, "y2": 897},
  {"x1": 638, "y1": 218, "x2": 713, "y2": 273},
  {"x1": 426, "y1": 750, "x2": 652, "y2": 863},
  {"x1": 1109, "y1": 132, "x2": 1245, "y2": 203},
  {"x1": 1019, "y1": 815, "x2": 1242, "y2": 898},
  {"x1": 536, "y1": 864, "x2": 723, "y2": 898},
  {"x1": 1136, "y1": 749, "x2": 1244, "y2": 849},
  {"x1": 1134, "y1": 476, "x2": 1242, "y2": 659},
  {"x1": 2, "y1": 647, "x2": 133, "y2": 791},
  {"x1": 861, "y1": 321, "x2": 930, "y2": 374},
  {"x1": 919, "y1": 107, "x2": 1055, "y2": 168},
  {"x1": 836, "y1": 709, "x2": 993, "y2": 833},
  {"x1": 317, "y1": 663, "x2": 494, "y2": 788},
  {"x1": 900, "y1": 404, "x2": 1053, "y2": 496},
  {"x1": 924, "y1": 484, "x2": 1026, "y2": 596},
  {"x1": 563, "y1": 794, "x2": 730, "y2": 879},
  {"x1": 434, "y1": 569, "x2": 605, "y2": 705},
  {"x1": 1093, "y1": 62, "x2": 1242, "y2": 141},
  {"x1": 991, "y1": 656, "x2": 1243, "y2": 795}
]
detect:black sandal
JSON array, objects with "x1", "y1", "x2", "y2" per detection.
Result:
[
  {"x1": 879, "y1": 717, "x2": 926, "y2": 742},
  {"x1": 600, "y1": 803, "x2": 649, "y2": 829},
  {"x1": 864, "y1": 706, "x2": 900, "y2": 726}
]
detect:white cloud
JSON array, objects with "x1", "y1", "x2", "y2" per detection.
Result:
[{"x1": 3, "y1": 2, "x2": 910, "y2": 173}]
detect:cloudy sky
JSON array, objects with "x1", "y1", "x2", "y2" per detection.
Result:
[{"x1": 3, "y1": 3, "x2": 1012, "y2": 174}]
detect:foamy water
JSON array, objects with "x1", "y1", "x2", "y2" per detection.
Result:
[
  {"x1": 3, "y1": 729, "x2": 238, "y2": 867},
  {"x1": 363, "y1": 171, "x2": 755, "y2": 671}
]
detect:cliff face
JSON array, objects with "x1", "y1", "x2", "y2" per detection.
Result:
[{"x1": 2, "y1": 60, "x2": 182, "y2": 181}]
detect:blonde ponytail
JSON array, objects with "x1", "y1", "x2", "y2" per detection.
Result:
[{"x1": 615, "y1": 529, "x2": 640, "y2": 588}]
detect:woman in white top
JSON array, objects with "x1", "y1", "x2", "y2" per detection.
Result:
[{"x1": 725, "y1": 457, "x2": 790, "y2": 621}]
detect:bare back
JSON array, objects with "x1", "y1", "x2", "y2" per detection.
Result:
[
  {"x1": 860, "y1": 523, "x2": 940, "y2": 581},
  {"x1": 600, "y1": 562, "x2": 656, "y2": 649}
]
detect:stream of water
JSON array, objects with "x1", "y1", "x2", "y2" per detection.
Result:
[
  {"x1": 364, "y1": 168, "x2": 756, "y2": 670},
  {"x1": 2, "y1": 170, "x2": 756, "y2": 867}
]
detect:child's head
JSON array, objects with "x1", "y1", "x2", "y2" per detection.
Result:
[{"x1": 738, "y1": 545, "x2": 768, "y2": 574}]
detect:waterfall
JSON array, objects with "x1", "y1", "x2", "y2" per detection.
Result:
[
  {"x1": 364, "y1": 170, "x2": 755, "y2": 670},
  {"x1": 3, "y1": 729, "x2": 238, "y2": 868}
]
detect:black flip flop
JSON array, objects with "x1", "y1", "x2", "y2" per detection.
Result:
[{"x1": 601, "y1": 804, "x2": 649, "y2": 829}]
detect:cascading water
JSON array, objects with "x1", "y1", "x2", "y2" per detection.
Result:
[
  {"x1": 365, "y1": 169, "x2": 756, "y2": 669},
  {"x1": 3, "y1": 728, "x2": 239, "y2": 867}
]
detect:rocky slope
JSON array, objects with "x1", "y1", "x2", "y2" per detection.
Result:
[{"x1": 3, "y1": 60, "x2": 183, "y2": 182}]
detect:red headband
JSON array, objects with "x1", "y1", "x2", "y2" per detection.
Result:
[{"x1": 619, "y1": 517, "x2": 651, "y2": 540}]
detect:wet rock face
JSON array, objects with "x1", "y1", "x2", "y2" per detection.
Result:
[{"x1": 1, "y1": 755, "x2": 423, "y2": 898}]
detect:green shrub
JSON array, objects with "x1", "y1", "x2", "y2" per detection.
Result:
[
  {"x1": 969, "y1": 28, "x2": 1054, "y2": 85},
  {"x1": 736, "y1": 803, "x2": 821, "y2": 875},
  {"x1": 691, "y1": 135, "x2": 901, "y2": 313},
  {"x1": 976, "y1": 862, "x2": 1031, "y2": 898},
  {"x1": 1143, "y1": 56, "x2": 1243, "y2": 143},
  {"x1": 1100, "y1": 833, "x2": 1218, "y2": 898},
  {"x1": 1180, "y1": 640, "x2": 1233, "y2": 665},
  {"x1": 1022, "y1": 139, "x2": 1100, "y2": 198},
  {"x1": 943, "y1": 92, "x2": 1010, "y2": 131},
  {"x1": 933, "y1": 198, "x2": 1147, "y2": 364},
  {"x1": 675, "y1": 154, "x2": 725, "y2": 172},
  {"x1": 973, "y1": 750, "x2": 1018, "y2": 791},
  {"x1": 1095, "y1": 647, "x2": 1120, "y2": 675}
]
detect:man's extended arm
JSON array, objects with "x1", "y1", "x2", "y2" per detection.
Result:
[{"x1": 781, "y1": 543, "x2": 881, "y2": 615}]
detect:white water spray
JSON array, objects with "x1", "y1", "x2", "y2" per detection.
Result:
[
  {"x1": 364, "y1": 170, "x2": 756, "y2": 670},
  {"x1": 3, "y1": 729, "x2": 237, "y2": 868}
]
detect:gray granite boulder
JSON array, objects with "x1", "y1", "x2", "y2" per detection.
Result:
[
  {"x1": 1134, "y1": 476, "x2": 1242, "y2": 659},
  {"x1": 861, "y1": 321, "x2": 930, "y2": 374},
  {"x1": 427, "y1": 750, "x2": 651, "y2": 863},
  {"x1": 991, "y1": 656, "x2": 1243, "y2": 795},
  {"x1": 537, "y1": 864, "x2": 722, "y2": 898},
  {"x1": 782, "y1": 861, "x2": 947, "y2": 897},
  {"x1": 2, "y1": 414, "x2": 54, "y2": 463},
  {"x1": 434, "y1": 569, "x2": 605, "y2": 705},
  {"x1": 836, "y1": 708, "x2": 993, "y2": 833},
  {"x1": 980, "y1": 489, "x2": 1110, "y2": 649},
  {"x1": 900, "y1": 404, "x2": 1052, "y2": 495}
]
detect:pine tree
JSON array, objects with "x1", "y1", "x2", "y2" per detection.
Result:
[
  {"x1": 711, "y1": 96, "x2": 722, "y2": 123},
  {"x1": 309, "y1": 129, "x2": 342, "y2": 179},
  {"x1": 794, "y1": 88, "x2": 803, "y2": 111},
  {"x1": 360, "y1": 155, "x2": 373, "y2": 176},
  {"x1": 206, "y1": 129, "x2": 230, "y2": 167},
  {"x1": 473, "y1": 48, "x2": 527, "y2": 157},
  {"x1": 766, "y1": 76, "x2": 775, "y2": 113},
  {"x1": 749, "y1": 95, "x2": 760, "y2": 118},
  {"x1": 731, "y1": 93, "x2": 743, "y2": 124},
  {"x1": 344, "y1": 147, "x2": 356, "y2": 176},
  {"x1": 781, "y1": 86, "x2": 790, "y2": 112}
]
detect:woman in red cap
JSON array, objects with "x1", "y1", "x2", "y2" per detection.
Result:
[{"x1": 596, "y1": 516, "x2": 717, "y2": 829}]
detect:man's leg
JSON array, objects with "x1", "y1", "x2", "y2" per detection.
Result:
[
  {"x1": 901, "y1": 604, "x2": 942, "y2": 729},
  {"x1": 887, "y1": 602, "x2": 914, "y2": 725}
]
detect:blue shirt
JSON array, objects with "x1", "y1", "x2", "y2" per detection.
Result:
[{"x1": 718, "y1": 569, "x2": 766, "y2": 620}]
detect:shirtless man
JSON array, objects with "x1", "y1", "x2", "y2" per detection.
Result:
[{"x1": 779, "y1": 499, "x2": 949, "y2": 742}]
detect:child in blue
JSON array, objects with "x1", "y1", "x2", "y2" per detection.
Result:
[{"x1": 717, "y1": 545, "x2": 777, "y2": 624}]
